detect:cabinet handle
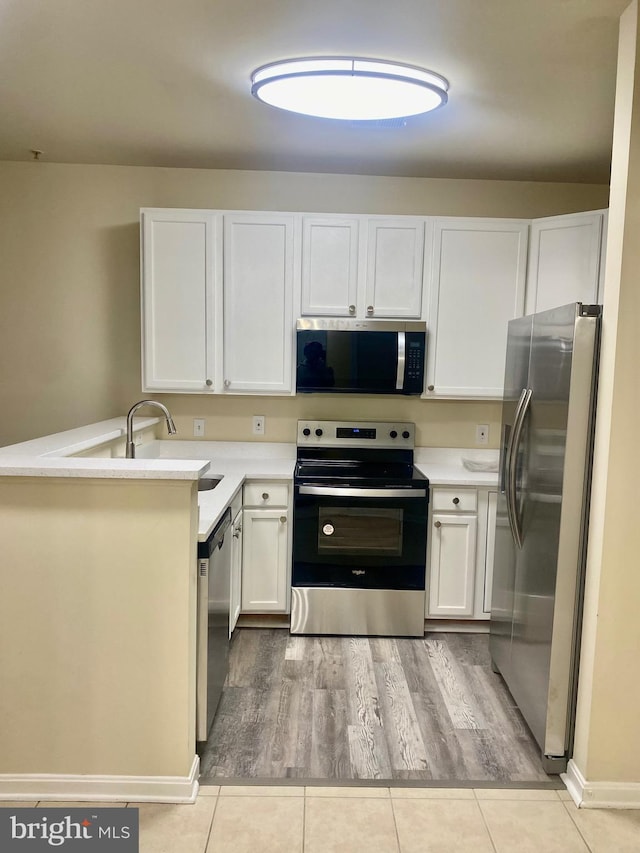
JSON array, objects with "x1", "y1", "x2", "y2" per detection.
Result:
[
  {"x1": 434, "y1": 520, "x2": 442, "y2": 528},
  {"x1": 262, "y1": 492, "x2": 269, "y2": 500},
  {"x1": 280, "y1": 515, "x2": 287, "y2": 524},
  {"x1": 233, "y1": 529, "x2": 240, "y2": 538},
  {"x1": 427, "y1": 385, "x2": 435, "y2": 392},
  {"x1": 224, "y1": 379, "x2": 230, "y2": 388},
  {"x1": 452, "y1": 497, "x2": 460, "y2": 505},
  {"x1": 205, "y1": 378, "x2": 213, "y2": 387},
  {"x1": 367, "y1": 305, "x2": 374, "y2": 315},
  {"x1": 349, "y1": 304, "x2": 356, "y2": 315}
]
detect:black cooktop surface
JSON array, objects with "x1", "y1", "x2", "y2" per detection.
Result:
[{"x1": 294, "y1": 459, "x2": 428, "y2": 488}]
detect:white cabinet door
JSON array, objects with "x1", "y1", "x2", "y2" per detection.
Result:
[
  {"x1": 241, "y1": 508, "x2": 289, "y2": 612},
  {"x1": 141, "y1": 209, "x2": 217, "y2": 392},
  {"x1": 223, "y1": 213, "x2": 296, "y2": 393},
  {"x1": 301, "y1": 216, "x2": 360, "y2": 316},
  {"x1": 483, "y1": 491, "x2": 498, "y2": 615},
  {"x1": 525, "y1": 210, "x2": 607, "y2": 314},
  {"x1": 230, "y1": 508, "x2": 243, "y2": 635},
  {"x1": 428, "y1": 513, "x2": 478, "y2": 617},
  {"x1": 365, "y1": 218, "x2": 425, "y2": 318},
  {"x1": 426, "y1": 218, "x2": 528, "y2": 398}
]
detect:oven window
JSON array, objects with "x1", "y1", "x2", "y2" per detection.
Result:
[{"x1": 317, "y1": 507, "x2": 403, "y2": 555}]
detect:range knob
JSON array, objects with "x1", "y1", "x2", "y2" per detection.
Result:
[
  {"x1": 302, "y1": 428, "x2": 311, "y2": 436},
  {"x1": 315, "y1": 428, "x2": 323, "y2": 437},
  {"x1": 402, "y1": 430, "x2": 410, "y2": 439},
  {"x1": 389, "y1": 430, "x2": 398, "y2": 439}
]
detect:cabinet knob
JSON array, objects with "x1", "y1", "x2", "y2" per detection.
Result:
[
  {"x1": 205, "y1": 378, "x2": 213, "y2": 387},
  {"x1": 427, "y1": 385, "x2": 435, "y2": 392},
  {"x1": 367, "y1": 305, "x2": 374, "y2": 315},
  {"x1": 224, "y1": 379, "x2": 231, "y2": 388},
  {"x1": 262, "y1": 492, "x2": 269, "y2": 500},
  {"x1": 280, "y1": 515, "x2": 287, "y2": 524},
  {"x1": 452, "y1": 497, "x2": 460, "y2": 505},
  {"x1": 434, "y1": 520, "x2": 442, "y2": 528},
  {"x1": 233, "y1": 529, "x2": 240, "y2": 538},
  {"x1": 348, "y1": 304, "x2": 356, "y2": 315}
]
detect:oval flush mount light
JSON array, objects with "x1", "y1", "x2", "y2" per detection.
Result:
[{"x1": 251, "y1": 57, "x2": 449, "y2": 121}]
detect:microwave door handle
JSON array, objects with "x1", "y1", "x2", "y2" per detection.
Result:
[{"x1": 395, "y1": 331, "x2": 406, "y2": 390}]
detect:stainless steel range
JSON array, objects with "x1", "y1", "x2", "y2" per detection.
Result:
[{"x1": 291, "y1": 420, "x2": 429, "y2": 637}]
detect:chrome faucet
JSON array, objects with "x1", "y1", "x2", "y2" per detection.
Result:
[{"x1": 126, "y1": 400, "x2": 177, "y2": 458}]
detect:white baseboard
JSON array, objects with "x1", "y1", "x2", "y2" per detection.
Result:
[
  {"x1": 424, "y1": 619, "x2": 490, "y2": 634},
  {"x1": 0, "y1": 755, "x2": 199, "y2": 804},
  {"x1": 563, "y1": 759, "x2": 640, "y2": 809}
]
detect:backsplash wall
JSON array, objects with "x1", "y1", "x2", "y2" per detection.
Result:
[{"x1": 155, "y1": 394, "x2": 502, "y2": 448}]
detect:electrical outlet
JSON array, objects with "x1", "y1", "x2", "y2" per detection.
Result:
[
  {"x1": 193, "y1": 418, "x2": 205, "y2": 438},
  {"x1": 253, "y1": 415, "x2": 265, "y2": 435},
  {"x1": 476, "y1": 424, "x2": 489, "y2": 445}
]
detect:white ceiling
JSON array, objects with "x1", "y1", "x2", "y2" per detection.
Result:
[{"x1": 0, "y1": 0, "x2": 629, "y2": 182}]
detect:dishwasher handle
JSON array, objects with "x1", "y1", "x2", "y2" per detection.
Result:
[{"x1": 211, "y1": 508, "x2": 232, "y2": 551}]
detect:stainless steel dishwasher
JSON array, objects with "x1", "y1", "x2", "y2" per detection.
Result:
[{"x1": 196, "y1": 508, "x2": 231, "y2": 743}]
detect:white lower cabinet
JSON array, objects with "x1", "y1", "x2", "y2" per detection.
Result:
[
  {"x1": 428, "y1": 513, "x2": 478, "y2": 617},
  {"x1": 483, "y1": 491, "x2": 498, "y2": 615},
  {"x1": 230, "y1": 505, "x2": 243, "y2": 634},
  {"x1": 240, "y1": 481, "x2": 291, "y2": 613},
  {"x1": 427, "y1": 486, "x2": 497, "y2": 621}
]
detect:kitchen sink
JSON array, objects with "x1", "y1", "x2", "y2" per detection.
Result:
[{"x1": 198, "y1": 477, "x2": 222, "y2": 491}]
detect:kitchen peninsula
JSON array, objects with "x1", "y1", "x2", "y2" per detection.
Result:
[{"x1": 0, "y1": 416, "x2": 497, "y2": 803}]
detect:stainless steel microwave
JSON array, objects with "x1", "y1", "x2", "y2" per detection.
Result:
[{"x1": 296, "y1": 318, "x2": 426, "y2": 395}]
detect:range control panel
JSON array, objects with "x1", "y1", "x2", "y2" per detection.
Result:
[{"x1": 297, "y1": 420, "x2": 415, "y2": 449}]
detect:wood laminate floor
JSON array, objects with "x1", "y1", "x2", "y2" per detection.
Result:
[{"x1": 199, "y1": 629, "x2": 552, "y2": 783}]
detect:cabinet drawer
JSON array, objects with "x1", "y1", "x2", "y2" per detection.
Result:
[
  {"x1": 431, "y1": 487, "x2": 477, "y2": 512},
  {"x1": 243, "y1": 482, "x2": 289, "y2": 508}
]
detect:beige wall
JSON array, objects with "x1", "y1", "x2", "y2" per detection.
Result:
[
  {"x1": 0, "y1": 477, "x2": 197, "y2": 777},
  {"x1": 575, "y1": 2, "x2": 640, "y2": 782},
  {"x1": 156, "y1": 393, "x2": 503, "y2": 449},
  {"x1": 573, "y1": 1, "x2": 640, "y2": 784},
  {"x1": 0, "y1": 160, "x2": 608, "y2": 447}
]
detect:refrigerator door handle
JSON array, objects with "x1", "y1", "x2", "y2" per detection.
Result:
[{"x1": 507, "y1": 387, "x2": 532, "y2": 549}]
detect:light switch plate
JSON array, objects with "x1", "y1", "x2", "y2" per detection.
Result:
[
  {"x1": 193, "y1": 418, "x2": 205, "y2": 437},
  {"x1": 253, "y1": 415, "x2": 265, "y2": 435}
]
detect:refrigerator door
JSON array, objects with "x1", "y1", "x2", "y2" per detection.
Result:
[
  {"x1": 506, "y1": 303, "x2": 599, "y2": 767},
  {"x1": 489, "y1": 314, "x2": 533, "y2": 682}
]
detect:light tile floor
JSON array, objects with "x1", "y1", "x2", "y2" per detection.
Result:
[{"x1": 3, "y1": 787, "x2": 639, "y2": 852}]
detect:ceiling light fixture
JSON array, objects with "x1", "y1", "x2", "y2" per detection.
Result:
[{"x1": 250, "y1": 57, "x2": 449, "y2": 122}]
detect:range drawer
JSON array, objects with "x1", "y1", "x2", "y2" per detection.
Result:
[
  {"x1": 431, "y1": 487, "x2": 477, "y2": 512},
  {"x1": 243, "y1": 482, "x2": 289, "y2": 508}
]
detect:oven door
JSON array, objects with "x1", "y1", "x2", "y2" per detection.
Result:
[{"x1": 293, "y1": 485, "x2": 428, "y2": 590}]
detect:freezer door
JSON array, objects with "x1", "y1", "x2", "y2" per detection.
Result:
[
  {"x1": 489, "y1": 314, "x2": 532, "y2": 681},
  {"x1": 508, "y1": 303, "x2": 599, "y2": 761}
]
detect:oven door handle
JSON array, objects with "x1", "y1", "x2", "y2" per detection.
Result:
[{"x1": 298, "y1": 485, "x2": 428, "y2": 498}]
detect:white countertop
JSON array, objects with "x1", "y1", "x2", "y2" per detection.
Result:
[
  {"x1": 137, "y1": 440, "x2": 296, "y2": 540},
  {"x1": 414, "y1": 448, "x2": 500, "y2": 488},
  {"x1": 0, "y1": 417, "x2": 209, "y2": 480},
  {"x1": 0, "y1": 421, "x2": 499, "y2": 540}
]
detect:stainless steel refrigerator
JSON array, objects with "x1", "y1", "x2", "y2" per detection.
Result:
[{"x1": 489, "y1": 302, "x2": 601, "y2": 773}]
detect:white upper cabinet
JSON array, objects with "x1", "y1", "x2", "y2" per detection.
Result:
[
  {"x1": 222, "y1": 213, "x2": 297, "y2": 394},
  {"x1": 301, "y1": 216, "x2": 360, "y2": 316},
  {"x1": 525, "y1": 210, "x2": 607, "y2": 314},
  {"x1": 300, "y1": 215, "x2": 428, "y2": 319},
  {"x1": 365, "y1": 218, "x2": 427, "y2": 318},
  {"x1": 426, "y1": 218, "x2": 529, "y2": 398},
  {"x1": 141, "y1": 209, "x2": 218, "y2": 393}
]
